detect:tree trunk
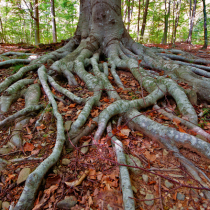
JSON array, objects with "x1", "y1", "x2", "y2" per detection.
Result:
[
  {"x1": 172, "y1": 0, "x2": 181, "y2": 45},
  {"x1": 34, "y1": 0, "x2": 40, "y2": 45},
  {"x1": 187, "y1": 0, "x2": 196, "y2": 44},
  {"x1": 1, "y1": 0, "x2": 210, "y2": 209},
  {"x1": 137, "y1": 0, "x2": 141, "y2": 42},
  {"x1": 51, "y1": 0, "x2": 57, "y2": 43},
  {"x1": 140, "y1": 0, "x2": 149, "y2": 42},
  {"x1": 202, "y1": 0, "x2": 208, "y2": 49},
  {"x1": 127, "y1": 0, "x2": 130, "y2": 31},
  {"x1": 0, "y1": 17, "x2": 5, "y2": 43},
  {"x1": 162, "y1": 0, "x2": 171, "y2": 44}
]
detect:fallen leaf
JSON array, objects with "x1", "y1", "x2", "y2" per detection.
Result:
[
  {"x1": 31, "y1": 149, "x2": 40, "y2": 155},
  {"x1": 69, "y1": 103, "x2": 76, "y2": 108},
  {"x1": 6, "y1": 174, "x2": 16, "y2": 182},
  {"x1": 36, "y1": 124, "x2": 46, "y2": 130},
  {"x1": 144, "y1": 151, "x2": 156, "y2": 162},
  {"x1": 24, "y1": 134, "x2": 33, "y2": 140},
  {"x1": 173, "y1": 118, "x2": 181, "y2": 126},
  {"x1": 178, "y1": 126, "x2": 186, "y2": 133},
  {"x1": 24, "y1": 142, "x2": 35, "y2": 152}
]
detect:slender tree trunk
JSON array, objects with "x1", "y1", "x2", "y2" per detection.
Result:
[
  {"x1": 137, "y1": 0, "x2": 141, "y2": 41},
  {"x1": 162, "y1": 0, "x2": 171, "y2": 44},
  {"x1": 202, "y1": 0, "x2": 208, "y2": 49},
  {"x1": 51, "y1": 0, "x2": 57, "y2": 43},
  {"x1": 127, "y1": 0, "x2": 130, "y2": 31},
  {"x1": 187, "y1": 0, "x2": 196, "y2": 44},
  {"x1": 0, "y1": 17, "x2": 5, "y2": 43},
  {"x1": 172, "y1": 0, "x2": 181, "y2": 45},
  {"x1": 140, "y1": 0, "x2": 149, "y2": 42},
  {"x1": 34, "y1": 0, "x2": 40, "y2": 45}
]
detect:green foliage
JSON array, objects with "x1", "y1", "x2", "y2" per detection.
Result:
[
  {"x1": 0, "y1": 0, "x2": 208, "y2": 45},
  {"x1": 11, "y1": 64, "x2": 24, "y2": 74}
]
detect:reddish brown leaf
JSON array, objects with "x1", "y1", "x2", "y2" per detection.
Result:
[{"x1": 23, "y1": 142, "x2": 35, "y2": 152}]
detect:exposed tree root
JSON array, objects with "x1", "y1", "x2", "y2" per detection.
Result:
[
  {"x1": 1, "y1": 9, "x2": 210, "y2": 208},
  {"x1": 107, "y1": 122, "x2": 135, "y2": 210},
  {"x1": 0, "y1": 59, "x2": 30, "y2": 68}
]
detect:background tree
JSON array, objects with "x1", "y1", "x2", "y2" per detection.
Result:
[
  {"x1": 187, "y1": 0, "x2": 197, "y2": 44},
  {"x1": 202, "y1": 0, "x2": 208, "y2": 49},
  {"x1": 162, "y1": 0, "x2": 170, "y2": 44},
  {"x1": 51, "y1": 0, "x2": 57, "y2": 43}
]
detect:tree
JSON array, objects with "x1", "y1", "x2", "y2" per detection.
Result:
[
  {"x1": 34, "y1": 0, "x2": 40, "y2": 45},
  {"x1": 140, "y1": 0, "x2": 149, "y2": 41},
  {"x1": 1, "y1": 0, "x2": 210, "y2": 209},
  {"x1": 51, "y1": 0, "x2": 57, "y2": 43},
  {"x1": 202, "y1": 0, "x2": 208, "y2": 49},
  {"x1": 162, "y1": 0, "x2": 170, "y2": 44},
  {"x1": 187, "y1": 0, "x2": 197, "y2": 44}
]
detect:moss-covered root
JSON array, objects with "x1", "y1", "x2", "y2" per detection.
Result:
[
  {"x1": 0, "y1": 84, "x2": 41, "y2": 155},
  {"x1": 0, "y1": 104, "x2": 43, "y2": 128},
  {"x1": 94, "y1": 87, "x2": 165, "y2": 142},
  {"x1": 14, "y1": 66, "x2": 66, "y2": 210},
  {"x1": 124, "y1": 108, "x2": 210, "y2": 199},
  {"x1": 0, "y1": 59, "x2": 30, "y2": 68},
  {"x1": 47, "y1": 75, "x2": 85, "y2": 104},
  {"x1": 0, "y1": 64, "x2": 39, "y2": 94},
  {"x1": 107, "y1": 123, "x2": 135, "y2": 210},
  {"x1": 153, "y1": 104, "x2": 210, "y2": 141}
]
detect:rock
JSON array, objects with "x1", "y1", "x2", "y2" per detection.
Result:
[
  {"x1": 125, "y1": 154, "x2": 142, "y2": 174},
  {"x1": 57, "y1": 196, "x2": 77, "y2": 209},
  {"x1": 62, "y1": 158, "x2": 71, "y2": 166},
  {"x1": 2, "y1": 201, "x2": 10, "y2": 210},
  {"x1": 144, "y1": 194, "x2": 154, "y2": 206},
  {"x1": 177, "y1": 193, "x2": 185, "y2": 201},
  {"x1": 165, "y1": 180, "x2": 173, "y2": 188},
  {"x1": 196, "y1": 134, "x2": 207, "y2": 142},
  {"x1": 142, "y1": 174, "x2": 148, "y2": 184},
  {"x1": 81, "y1": 141, "x2": 89, "y2": 154},
  {"x1": 64, "y1": 121, "x2": 72, "y2": 131},
  {"x1": 17, "y1": 168, "x2": 31, "y2": 184}
]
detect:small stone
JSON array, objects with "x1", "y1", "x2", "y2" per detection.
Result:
[
  {"x1": 144, "y1": 194, "x2": 154, "y2": 206},
  {"x1": 142, "y1": 174, "x2": 148, "y2": 184},
  {"x1": 203, "y1": 203, "x2": 207, "y2": 208},
  {"x1": 125, "y1": 154, "x2": 142, "y2": 174},
  {"x1": 17, "y1": 168, "x2": 31, "y2": 184},
  {"x1": 165, "y1": 180, "x2": 173, "y2": 188},
  {"x1": 2, "y1": 201, "x2": 10, "y2": 210},
  {"x1": 64, "y1": 121, "x2": 72, "y2": 131},
  {"x1": 81, "y1": 141, "x2": 89, "y2": 154},
  {"x1": 132, "y1": 185, "x2": 137, "y2": 193},
  {"x1": 193, "y1": 198, "x2": 198, "y2": 202},
  {"x1": 200, "y1": 192, "x2": 204, "y2": 197},
  {"x1": 57, "y1": 196, "x2": 77, "y2": 209},
  {"x1": 140, "y1": 189, "x2": 146, "y2": 195},
  {"x1": 163, "y1": 149, "x2": 168, "y2": 156},
  {"x1": 177, "y1": 193, "x2": 185, "y2": 201},
  {"x1": 62, "y1": 158, "x2": 71, "y2": 166}
]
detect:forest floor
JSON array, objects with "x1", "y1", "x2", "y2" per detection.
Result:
[{"x1": 0, "y1": 42, "x2": 210, "y2": 210}]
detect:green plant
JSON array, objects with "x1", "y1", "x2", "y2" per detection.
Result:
[{"x1": 12, "y1": 64, "x2": 24, "y2": 74}]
